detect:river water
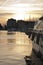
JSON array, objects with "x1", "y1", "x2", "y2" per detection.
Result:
[{"x1": 0, "y1": 31, "x2": 32, "y2": 65}]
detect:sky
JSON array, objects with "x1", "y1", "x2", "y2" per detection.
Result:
[
  {"x1": 0, "y1": 0, "x2": 43, "y2": 24},
  {"x1": 0, "y1": 0, "x2": 43, "y2": 5}
]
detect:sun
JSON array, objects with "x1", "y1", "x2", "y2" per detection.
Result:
[
  {"x1": 12, "y1": 7, "x2": 29, "y2": 20},
  {"x1": 12, "y1": 12, "x2": 30, "y2": 20},
  {"x1": 12, "y1": 9, "x2": 25, "y2": 20},
  {"x1": 14, "y1": 13, "x2": 25, "y2": 20},
  {"x1": 11, "y1": 4, "x2": 32, "y2": 20}
]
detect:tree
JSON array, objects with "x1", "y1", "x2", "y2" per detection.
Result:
[
  {"x1": 7, "y1": 18, "x2": 16, "y2": 30},
  {"x1": 0, "y1": 24, "x2": 3, "y2": 30}
]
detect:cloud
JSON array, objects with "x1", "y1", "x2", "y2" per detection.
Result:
[
  {"x1": 0, "y1": 13, "x2": 14, "y2": 17},
  {"x1": 20, "y1": 0, "x2": 43, "y2": 4},
  {"x1": 0, "y1": 0, "x2": 43, "y2": 6},
  {"x1": 0, "y1": 0, "x2": 43, "y2": 13}
]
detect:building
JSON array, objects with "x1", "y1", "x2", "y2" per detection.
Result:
[
  {"x1": 34, "y1": 16, "x2": 43, "y2": 30},
  {"x1": 32, "y1": 16, "x2": 43, "y2": 60}
]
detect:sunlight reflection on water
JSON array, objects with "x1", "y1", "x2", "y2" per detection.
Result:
[{"x1": 0, "y1": 31, "x2": 32, "y2": 65}]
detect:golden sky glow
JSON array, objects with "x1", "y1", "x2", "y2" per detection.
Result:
[{"x1": 0, "y1": 0, "x2": 43, "y2": 24}]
